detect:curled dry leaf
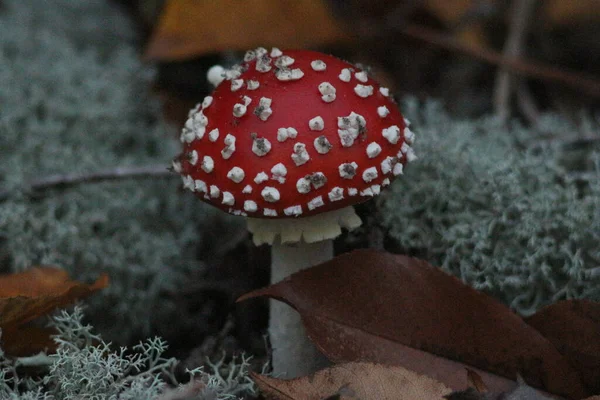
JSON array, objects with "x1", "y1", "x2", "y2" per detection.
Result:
[
  {"x1": 526, "y1": 300, "x2": 600, "y2": 394},
  {"x1": 239, "y1": 250, "x2": 588, "y2": 399},
  {"x1": 253, "y1": 361, "x2": 452, "y2": 400},
  {"x1": 0, "y1": 266, "x2": 108, "y2": 355},
  {"x1": 145, "y1": 0, "x2": 349, "y2": 61}
]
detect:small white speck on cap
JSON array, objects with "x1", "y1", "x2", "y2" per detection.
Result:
[
  {"x1": 296, "y1": 177, "x2": 311, "y2": 194},
  {"x1": 314, "y1": 135, "x2": 332, "y2": 154},
  {"x1": 291, "y1": 143, "x2": 310, "y2": 166},
  {"x1": 210, "y1": 185, "x2": 220, "y2": 198},
  {"x1": 393, "y1": 162, "x2": 404, "y2": 176},
  {"x1": 183, "y1": 175, "x2": 194, "y2": 191},
  {"x1": 355, "y1": 71, "x2": 368, "y2": 83},
  {"x1": 233, "y1": 103, "x2": 247, "y2": 117},
  {"x1": 366, "y1": 142, "x2": 382, "y2": 159},
  {"x1": 377, "y1": 106, "x2": 390, "y2": 118},
  {"x1": 201, "y1": 156, "x2": 214, "y2": 173},
  {"x1": 261, "y1": 186, "x2": 280, "y2": 203},
  {"x1": 208, "y1": 128, "x2": 220, "y2": 142},
  {"x1": 252, "y1": 136, "x2": 272, "y2": 156},
  {"x1": 202, "y1": 96, "x2": 213, "y2": 109},
  {"x1": 247, "y1": 80, "x2": 259, "y2": 90},
  {"x1": 362, "y1": 166, "x2": 378, "y2": 182},
  {"x1": 400, "y1": 143, "x2": 410, "y2": 154},
  {"x1": 309, "y1": 116, "x2": 324, "y2": 131},
  {"x1": 264, "y1": 208, "x2": 277, "y2": 217},
  {"x1": 227, "y1": 166, "x2": 245, "y2": 183},
  {"x1": 380, "y1": 87, "x2": 390, "y2": 97},
  {"x1": 244, "y1": 200, "x2": 258, "y2": 212},
  {"x1": 380, "y1": 156, "x2": 394, "y2": 175},
  {"x1": 275, "y1": 68, "x2": 304, "y2": 81},
  {"x1": 307, "y1": 196, "x2": 324, "y2": 210},
  {"x1": 254, "y1": 172, "x2": 268, "y2": 184},
  {"x1": 339, "y1": 68, "x2": 351, "y2": 82},
  {"x1": 207, "y1": 65, "x2": 225, "y2": 87},
  {"x1": 404, "y1": 117, "x2": 411, "y2": 126},
  {"x1": 242, "y1": 184, "x2": 252, "y2": 194},
  {"x1": 244, "y1": 49, "x2": 257, "y2": 62},
  {"x1": 311, "y1": 60, "x2": 326, "y2": 71},
  {"x1": 224, "y1": 65, "x2": 243, "y2": 81},
  {"x1": 354, "y1": 84, "x2": 374, "y2": 98},
  {"x1": 221, "y1": 134, "x2": 236, "y2": 159},
  {"x1": 270, "y1": 163, "x2": 287, "y2": 183},
  {"x1": 328, "y1": 187, "x2": 344, "y2": 202},
  {"x1": 338, "y1": 129, "x2": 356, "y2": 147},
  {"x1": 189, "y1": 150, "x2": 198, "y2": 165},
  {"x1": 270, "y1": 47, "x2": 283, "y2": 57},
  {"x1": 194, "y1": 126, "x2": 206, "y2": 140},
  {"x1": 195, "y1": 179, "x2": 208, "y2": 193},
  {"x1": 171, "y1": 160, "x2": 182, "y2": 173},
  {"x1": 337, "y1": 112, "x2": 366, "y2": 147},
  {"x1": 339, "y1": 162, "x2": 358, "y2": 179},
  {"x1": 256, "y1": 54, "x2": 272, "y2": 72},
  {"x1": 222, "y1": 191, "x2": 235, "y2": 205},
  {"x1": 382, "y1": 125, "x2": 400, "y2": 144},
  {"x1": 360, "y1": 187, "x2": 374, "y2": 197},
  {"x1": 180, "y1": 125, "x2": 195, "y2": 143},
  {"x1": 231, "y1": 79, "x2": 244, "y2": 91},
  {"x1": 318, "y1": 82, "x2": 336, "y2": 103},
  {"x1": 194, "y1": 112, "x2": 208, "y2": 126},
  {"x1": 382, "y1": 178, "x2": 391, "y2": 186},
  {"x1": 404, "y1": 127, "x2": 415, "y2": 144},
  {"x1": 254, "y1": 97, "x2": 273, "y2": 121},
  {"x1": 277, "y1": 127, "x2": 297, "y2": 142},
  {"x1": 284, "y1": 205, "x2": 303, "y2": 216},
  {"x1": 371, "y1": 184, "x2": 381, "y2": 195},
  {"x1": 308, "y1": 172, "x2": 327, "y2": 189},
  {"x1": 348, "y1": 188, "x2": 358, "y2": 196},
  {"x1": 275, "y1": 55, "x2": 295, "y2": 68},
  {"x1": 243, "y1": 96, "x2": 252, "y2": 106}
]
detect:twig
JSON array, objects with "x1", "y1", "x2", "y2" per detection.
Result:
[
  {"x1": 0, "y1": 164, "x2": 174, "y2": 201},
  {"x1": 516, "y1": 81, "x2": 541, "y2": 124},
  {"x1": 395, "y1": 24, "x2": 600, "y2": 98},
  {"x1": 493, "y1": 0, "x2": 538, "y2": 121}
]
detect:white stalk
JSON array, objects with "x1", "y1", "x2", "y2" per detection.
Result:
[
  {"x1": 246, "y1": 206, "x2": 362, "y2": 378},
  {"x1": 269, "y1": 239, "x2": 333, "y2": 378}
]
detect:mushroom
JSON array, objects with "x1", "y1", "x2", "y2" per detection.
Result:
[{"x1": 175, "y1": 48, "x2": 416, "y2": 377}]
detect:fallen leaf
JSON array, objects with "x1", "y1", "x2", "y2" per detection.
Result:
[
  {"x1": 145, "y1": 0, "x2": 349, "y2": 61},
  {"x1": 253, "y1": 361, "x2": 452, "y2": 400},
  {"x1": 526, "y1": 300, "x2": 600, "y2": 394},
  {"x1": 0, "y1": 266, "x2": 108, "y2": 355},
  {"x1": 239, "y1": 250, "x2": 588, "y2": 399}
]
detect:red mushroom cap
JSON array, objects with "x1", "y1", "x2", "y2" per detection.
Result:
[{"x1": 175, "y1": 48, "x2": 415, "y2": 218}]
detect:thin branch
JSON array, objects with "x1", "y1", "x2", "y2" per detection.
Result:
[
  {"x1": 516, "y1": 81, "x2": 541, "y2": 124},
  {"x1": 493, "y1": 0, "x2": 538, "y2": 120},
  {"x1": 395, "y1": 24, "x2": 600, "y2": 98},
  {"x1": 0, "y1": 164, "x2": 174, "y2": 201}
]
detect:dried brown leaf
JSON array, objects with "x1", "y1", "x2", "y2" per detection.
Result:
[
  {"x1": 145, "y1": 0, "x2": 349, "y2": 61},
  {"x1": 526, "y1": 300, "x2": 600, "y2": 394},
  {"x1": 0, "y1": 266, "x2": 108, "y2": 355},
  {"x1": 240, "y1": 250, "x2": 588, "y2": 399},
  {"x1": 253, "y1": 361, "x2": 452, "y2": 400}
]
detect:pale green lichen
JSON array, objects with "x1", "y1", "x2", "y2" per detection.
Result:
[
  {"x1": 380, "y1": 98, "x2": 600, "y2": 315},
  {"x1": 0, "y1": 0, "x2": 243, "y2": 343},
  {"x1": 0, "y1": 307, "x2": 258, "y2": 400}
]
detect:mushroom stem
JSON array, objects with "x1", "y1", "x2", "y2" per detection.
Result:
[{"x1": 270, "y1": 239, "x2": 333, "y2": 377}]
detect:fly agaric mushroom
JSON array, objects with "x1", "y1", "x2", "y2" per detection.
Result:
[{"x1": 174, "y1": 47, "x2": 416, "y2": 377}]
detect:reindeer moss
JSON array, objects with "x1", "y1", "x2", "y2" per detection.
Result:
[
  {"x1": 0, "y1": 0, "x2": 243, "y2": 343},
  {"x1": 380, "y1": 99, "x2": 600, "y2": 315}
]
